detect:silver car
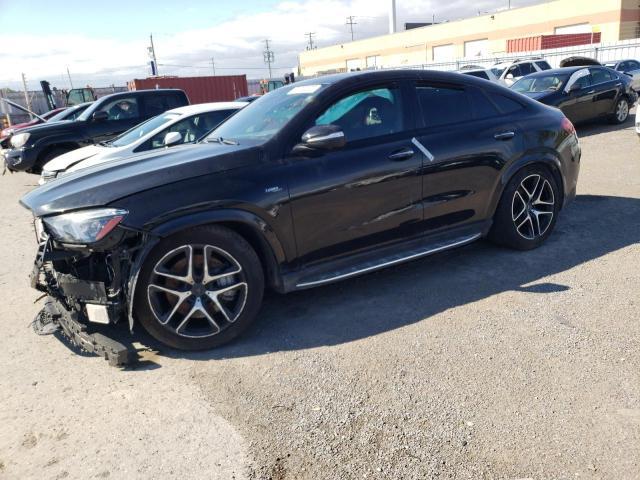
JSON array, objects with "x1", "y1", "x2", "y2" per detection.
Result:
[{"x1": 603, "y1": 59, "x2": 640, "y2": 91}]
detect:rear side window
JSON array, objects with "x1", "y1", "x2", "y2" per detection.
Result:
[
  {"x1": 416, "y1": 85, "x2": 472, "y2": 127},
  {"x1": 165, "y1": 93, "x2": 187, "y2": 109},
  {"x1": 464, "y1": 71, "x2": 490, "y2": 80},
  {"x1": 629, "y1": 60, "x2": 640, "y2": 70},
  {"x1": 518, "y1": 63, "x2": 536, "y2": 76},
  {"x1": 486, "y1": 93, "x2": 524, "y2": 114},
  {"x1": 536, "y1": 61, "x2": 552, "y2": 71},
  {"x1": 145, "y1": 93, "x2": 188, "y2": 117},
  {"x1": 470, "y1": 89, "x2": 501, "y2": 119},
  {"x1": 590, "y1": 68, "x2": 613, "y2": 84}
]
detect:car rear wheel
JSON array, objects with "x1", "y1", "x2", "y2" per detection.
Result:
[
  {"x1": 489, "y1": 165, "x2": 560, "y2": 250},
  {"x1": 135, "y1": 225, "x2": 264, "y2": 350},
  {"x1": 610, "y1": 97, "x2": 629, "y2": 124}
]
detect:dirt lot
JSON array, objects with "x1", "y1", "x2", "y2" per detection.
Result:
[{"x1": 0, "y1": 117, "x2": 638, "y2": 480}]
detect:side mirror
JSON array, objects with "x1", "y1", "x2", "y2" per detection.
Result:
[
  {"x1": 92, "y1": 111, "x2": 108, "y2": 122},
  {"x1": 163, "y1": 131, "x2": 182, "y2": 146},
  {"x1": 292, "y1": 124, "x2": 346, "y2": 155},
  {"x1": 505, "y1": 73, "x2": 514, "y2": 80}
]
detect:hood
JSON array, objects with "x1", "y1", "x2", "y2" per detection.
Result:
[
  {"x1": 43, "y1": 145, "x2": 106, "y2": 172},
  {"x1": 20, "y1": 142, "x2": 262, "y2": 217},
  {"x1": 18, "y1": 119, "x2": 83, "y2": 137}
]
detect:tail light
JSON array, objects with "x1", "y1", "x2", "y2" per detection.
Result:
[{"x1": 561, "y1": 117, "x2": 576, "y2": 135}]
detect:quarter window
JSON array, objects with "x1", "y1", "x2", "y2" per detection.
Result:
[
  {"x1": 416, "y1": 85, "x2": 472, "y2": 127},
  {"x1": 315, "y1": 87, "x2": 403, "y2": 142},
  {"x1": 487, "y1": 93, "x2": 524, "y2": 114},
  {"x1": 470, "y1": 89, "x2": 500, "y2": 119}
]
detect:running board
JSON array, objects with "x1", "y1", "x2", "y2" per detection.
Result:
[{"x1": 294, "y1": 232, "x2": 482, "y2": 289}]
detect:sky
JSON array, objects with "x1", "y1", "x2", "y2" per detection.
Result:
[{"x1": 0, "y1": 0, "x2": 543, "y2": 90}]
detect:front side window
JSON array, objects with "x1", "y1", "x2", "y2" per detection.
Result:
[
  {"x1": 206, "y1": 83, "x2": 329, "y2": 146},
  {"x1": 111, "y1": 113, "x2": 180, "y2": 147},
  {"x1": 512, "y1": 74, "x2": 569, "y2": 93},
  {"x1": 315, "y1": 87, "x2": 403, "y2": 142},
  {"x1": 416, "y1": 84, "x2": 472, "y2": 127},
  {"x1": 535, "y1": 61, "x2": 552, "y2": 71},
  {"x1": 518, "y1": 63, "x2": 536, "y2": 76},
  {"x1": 148, "y1": 110, "x2": 239, "y2": 149},
  {"x1": 95, "y1": 97, "x2": 140, "y2": 121}
]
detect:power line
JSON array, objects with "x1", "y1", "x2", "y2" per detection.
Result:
[
  {"x1": 305, "y1": 32, "x2": 316, "y2": 50},
  {"x1": 346, "y1": 15, "x2": 357, "y2": 41},
  {"x1": 263, "y1": 39, "x2": 274, "y2": 79}
]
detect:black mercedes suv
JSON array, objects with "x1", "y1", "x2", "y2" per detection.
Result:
[
  {"x1": 5, "y1": 89, "x2": 188, "y2": 173},
  {"x1": 20, "y1": 70, "x2": 580, "y2": 363}
]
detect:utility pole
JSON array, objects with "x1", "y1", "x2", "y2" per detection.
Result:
[
  {"x1": 211, "y1": 56, "x2": 216, "y2": 75},
  {"x1": 346, "y1": 16, "x2": 357, "y2": 41},
  {"x1": 21, "y1": 73, "x2": 33, "y2": 119},
  {"x1": 66, "y1": 66, "x2": 74, "y2": 89},
  {"x1": 305, "y1": 32, "x2": 316, "y2": 50},
  {"x1": 149, "y1": 33, "x2": 159, "y2": 76},
  {"x1": 263, "y1": 39, "x2": 274, "y2": 79}
]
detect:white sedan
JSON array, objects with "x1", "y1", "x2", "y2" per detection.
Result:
[{"x1": 39, "y1": 101, "x2": 247, "y2": 184}]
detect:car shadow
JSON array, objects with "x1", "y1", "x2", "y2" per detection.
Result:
[
  {"x1": 575, "y1": 111, "x2": 636, "y2": 138},
  {"x1": 110, "y1": 194, "x2": 639, "y2": 367}
]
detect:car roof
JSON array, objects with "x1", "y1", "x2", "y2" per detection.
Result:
[
  {"x1": 100, "y1": 89, "x2": 186, "y2": 100},
  {"x1": 516, "y1": 65, "x2": 614, "y2": 79},
  {"x1": 165, "y1": 101, "x2": 248, "y2": 116}
]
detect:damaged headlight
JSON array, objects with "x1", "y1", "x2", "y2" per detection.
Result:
[
  {"x1": 11, "y1": 132, "x2": 30, "y2": 148},
  {"x1": 42, "y1": 208, "x2": 128, "y2": 244}
]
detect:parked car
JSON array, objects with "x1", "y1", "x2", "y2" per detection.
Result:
[
  {"x1": 492, "y1": 58, "x2": 552, "y2": 86},
  {"x1": 458, "y1": 67, "x2": 503, "y2": 84},
  {"x1": 0, "y1": 107, "x2": 66, "y2": 147},
  {"x1": 560, "y1": 56, "x2": 601, "y2": 67},
  {"x1": 234, "y1": 95, "x2": 260, "y2": 103},
  {"x1": 4, "y1": 89, "x2": 188, "y2": 173},
  {"x1": 602, "y1": 59, "x2": 640, "y2": 91},
  {"x1": 510, "y1": 66, "x2": 638, "y2": 124},
  {"x1": 40, "y1": 101, "x2": 247, "y2": 184},
  {"x1": 21, "y1": 70, "x2": 580, "y2": 361}
]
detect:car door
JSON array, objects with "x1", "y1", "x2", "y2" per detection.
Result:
[
  {"x1": 561, "y1": 69, "x2": 594, "y2": 123},
  {"x1": 411, "y1": 82, "x2": 523, "y2": 231},
  {"x1": 286, "y1": 82, "x2": 424, "y2": 265},
  {"x1": 85, "y1": 95, "x2": 143, "y2": 143},
  {"x1": 589, "y1": 67, "x2": 619, "y2": 117}
]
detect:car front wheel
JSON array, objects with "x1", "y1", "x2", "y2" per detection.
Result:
[
  {"x1": 489, "y1": 165, "x2": 560, "y2": 250},
  {"x1": 135, "y1": 225, "x2": 264, "y2": 350}
]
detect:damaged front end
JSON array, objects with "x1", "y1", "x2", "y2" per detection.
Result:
[{"x1": 30, "y1": 213, "x2": 148, "y2": 366}]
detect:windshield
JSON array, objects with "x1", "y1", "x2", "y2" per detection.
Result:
[
  {"x1": 110, "y1": 113, "x2": 180, "y2": 147},
  {"x1": 512, "y1": 73, "x2": 569, "y2": 93},
  {"x1": 47, "y1": 103, "x2": 90, "y2": 122},
  {"x1": 205, "y1": 83, "x2": 328, "y2": 145}
]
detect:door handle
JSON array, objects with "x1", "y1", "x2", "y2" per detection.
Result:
[
  {"x1": 388, "y1": 148, "x2": 415, "y2": 161},
  {"x1": 586, "y1": 90, "x2": 595, "y2": 94},
  {"x1": 493, "y1": 131, "x2": 515, "y2": 141}
]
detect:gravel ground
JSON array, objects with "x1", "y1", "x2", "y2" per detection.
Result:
[{"x1": 0, "y1": 116, "x2": 638, "y2": 480}]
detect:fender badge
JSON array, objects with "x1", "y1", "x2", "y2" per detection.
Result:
[{"x1": 265, "y1": 186, "x2": 283, "y2": 193}]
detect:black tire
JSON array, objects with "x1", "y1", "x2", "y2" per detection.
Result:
[
  {"x1": 32, "y1": 147, "x2": 73, "y2": 174},
  {"x1": 134, "y1": 225, "x2": 264, "y2": 350},
  {"x1": 489, "y1": 165, "x2": 560, "y2": 250},
  {"x1": 609, "y1": 97, "x2": 630, "y2": 124}
]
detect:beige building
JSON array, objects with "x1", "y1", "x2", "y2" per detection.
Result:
[{"x1": 299, "y1": 0, "x2": 640, "y2": 75}]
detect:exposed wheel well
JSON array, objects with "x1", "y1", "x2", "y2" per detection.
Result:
[
  {"x1": 38, "y1": 143, "x2": 79, "y2": 164},
  {"x1": 216, "y1": 221, "x2": 280, "y2": 290}
]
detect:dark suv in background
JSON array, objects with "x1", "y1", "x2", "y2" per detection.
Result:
[
  {"x1": 22, "y1": 70, "x2": 580, "y2": 364},
  {"x1": 5, "y1": 89, "x2": 189, "y2": 173}
]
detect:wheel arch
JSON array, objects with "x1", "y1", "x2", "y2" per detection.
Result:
[
  {"x1": 489, "y1": 153, "x2": 565, "y2": 220},
  {"x1": 126, "y1": 208, "x2": 286, "y2": 331}
]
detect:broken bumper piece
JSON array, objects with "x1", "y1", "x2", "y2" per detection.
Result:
[{"x1": 34, "y1": 297, "x2": 132, "y2": 367}]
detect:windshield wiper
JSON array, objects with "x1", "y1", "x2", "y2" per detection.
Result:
[{"x1": 207, "y1": 137, "x2": 238, "y2": 145}]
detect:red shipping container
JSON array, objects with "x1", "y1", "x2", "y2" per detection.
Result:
[
  {"x1": 127, "y1": 75, "x2": 248, "y2": 104},
  {"x1": 507, "y1": 33, "x2": 601, "y2": 53}
]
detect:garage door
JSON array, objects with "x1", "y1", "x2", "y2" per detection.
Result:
[
  {"x1": 464, "y1": 39, "x2": 488, "y2": 58},
  {"x1": 432, "y1": 44, "x2": 454, "y2": 62}
]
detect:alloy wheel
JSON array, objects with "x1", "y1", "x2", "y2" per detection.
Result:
[
  {"x1": 616, "y1": 99, "x2": 629, "y2": 123},
  {"x1": 147, "y1": 244, "x2": 248, "y2": 338},
  {"x1": 511, "y1": 174, "x2": 555, "y2": 240}
]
